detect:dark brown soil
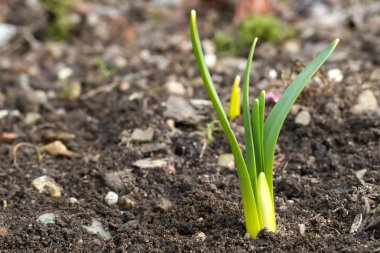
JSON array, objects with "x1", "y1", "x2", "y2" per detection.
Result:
[{"x1": 0, "y1": 0, "x2": 379, "y2": 252}]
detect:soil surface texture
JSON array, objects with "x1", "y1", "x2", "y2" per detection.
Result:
[{"x1": 0, "y1": 0, "x2": 379, "y2": 252}]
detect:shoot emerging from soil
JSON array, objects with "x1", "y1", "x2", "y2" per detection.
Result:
[{"x1": 190, "y1": 10, "x2": 339, "y2": 238}]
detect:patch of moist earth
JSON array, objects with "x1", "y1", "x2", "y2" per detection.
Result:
[{"x1": 0, "y1": 1, "x2": 379, "y2": 253}]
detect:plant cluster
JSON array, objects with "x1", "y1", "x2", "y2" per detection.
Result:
[
  {"x1": 214, "y1": 14, "x2": 296, "y2": 55},
  {"x1": 190, "y1": 10, "x2": 338, "y2": 238},
  {"x1": 39, "y1": 0, "x2": 77, "y2": 41}
]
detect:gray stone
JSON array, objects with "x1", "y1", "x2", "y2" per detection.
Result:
[{"x1": 163, "y1": 95, "x2": 201, "y2": 124}]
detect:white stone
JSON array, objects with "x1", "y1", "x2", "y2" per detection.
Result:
[
  {"x1": 295, "y1": 110, "x2": 311, "y2": 126},
  {"x1": 133, "y1": 159, "x2": 167, "y2": 169},
  {"x1": 268, "y1": 69, "x2": 278, "y2": 80},
  {"x1": 105, "y1": 191, "x2": 119, "y2": 205},
  {"x1": 37, "y1": 213, "x2": 55, "y2": 225},
  {"x1": 298, "y1": 223, "x2": 306, "y2": 236},
  {"x1": 327, "y1": 68, "x2": 343, "y2": 83},
  {"x1": 0, "y1": 24, "x2": 17, "y2": 48},
  {"x1": 205, "y1": 54, "x2": 217, "y2": 68},
  {"x1": 57, "y1": 67, "x2": 73, "y2": 80},
  {"x1": 82, "y1": 220, "x2": 112, "y2": 240},
  {"x1": 0, "y1": 110, "x2": 9, "y2": 119}
]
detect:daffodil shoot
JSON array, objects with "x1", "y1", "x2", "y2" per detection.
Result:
[{"x1": 190, "y1": 10, "x2": 339, "y2": 238}]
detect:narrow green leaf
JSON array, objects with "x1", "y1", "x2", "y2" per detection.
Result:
[
  {"x1": 264, "y1": 39, "x2": 339, "y2": 198},
  {"x1": 251, "y1": 99, "x2": 263, "y2": 174},
  {"x1": 242, "y1": 38, "x2": 262, "y2": 227},
  {"x1": 259, "y1": 90, "x2": 266, "y2": 176},
  {"x1": 190, "y1": 10, "x2": 261, "y2": 238}
]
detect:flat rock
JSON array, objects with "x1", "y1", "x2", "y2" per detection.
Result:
[
  {"x1": 350, "y1": 90, "x2": 378, "y2": 114},
  {"x1": 133, "y1": 159, "x2": 167, "y2": 169},
  {"x1": 131, "y1": 127, "x2": 154, "y2": 142},
  {"x1": 163, "y1": 95, "x2": 202, "y2": 124}
]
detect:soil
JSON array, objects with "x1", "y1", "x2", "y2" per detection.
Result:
[{"x1": 0, "y1": 0, "x2": 379, "y2": 252}]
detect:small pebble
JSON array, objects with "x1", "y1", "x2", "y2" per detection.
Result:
[
  {"x1": 295, "y1": 110, "x2": 311, "y2": 126},
  {"x1": 298, "y1": 224, "x2": 306, "y2": 236},
  {"x1": 105, "y1": 191, "x2": 119, "y2": 205},
  {"x1": 244, "y1": 233, "x2": 251, "y2": 239},
  {"x1": 0, "y1": 227, "x2": 8, "y2": 237},
  {"x1": 268, "y1": 69, "x2": 278, "y2": 80},
  {"x1": 0, "y1": 23, "x2": 17, "y2": 48},
  {"x1": 82, "y1": 220, "x2": 112, "y2": 240},
  {"x1": 193, "y1": 231, "x2": 206, "y2": 242},
  {"x1": 284, "y1": 40, "x2": 300, "y2": 54},
  {"x1": 131, "y1": 127, "x2": 154, "y2": 142},
  {"x1": 350, "y1": 90, "x2": 378, "y2": 114},
  {"x1": 37, "y1": 213, "x2": 55, "y2": 225},
  {"x1": 24, "y1": 112, "x2": 40, "y2": 125},
  {"x1": 32, "y1": 176, "x2": 63, "y2": 198},
  {"x1": 217, "y1": 153, "x2": 235, "y2": 170},
  {"x1": 205, "y1": 54, "x2": 217, "y2": 68},
  {"x1": 327, "y1": 68, "x2": 343, "y2": 83},
  {"x1": 165, "y1": 80, "x2": 186, "y2": 96},
  {"x1": 163, "y1": 95, "x2": 201, "y2": 124},
  {"x1": 57, "y1": 67, "x2": 73, "y2": 80},
  {"x1": 68, "y1": 197, "x2": 79, "y2": 205}
]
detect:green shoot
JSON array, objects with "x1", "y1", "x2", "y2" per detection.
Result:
[
  {"x1": 190, "y1": 10, "x2": 339, "y2": 238},
  {"x1": 229, "y1": 75, "x2": 241, "y2": 120}
]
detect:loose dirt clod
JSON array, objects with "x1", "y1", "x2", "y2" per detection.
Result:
[{"x1": 119, "y1": 196, "x2": 136, "y2": 210}]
